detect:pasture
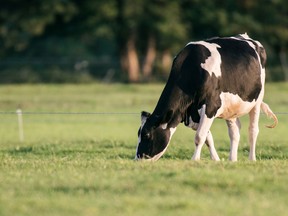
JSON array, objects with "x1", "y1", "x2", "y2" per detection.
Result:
[{"x1": 0, "y1": 83, "x2": 288, "y2": 216}]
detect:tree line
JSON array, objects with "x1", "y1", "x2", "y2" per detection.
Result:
[{"x1": 0, "y1": 0, "x2": 287, "y2": 83}]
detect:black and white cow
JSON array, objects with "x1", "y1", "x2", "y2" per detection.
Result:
[{"x1": 136, "y1": 33, "x2": 278, "y2": 162}]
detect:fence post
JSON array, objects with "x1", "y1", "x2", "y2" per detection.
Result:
[{"x1": 16, "y1": 109, "x2": 24, "y2": 142}]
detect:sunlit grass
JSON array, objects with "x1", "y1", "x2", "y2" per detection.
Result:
[{"x1": 0, "y1": 83, "x2": 288, "y2": 215}]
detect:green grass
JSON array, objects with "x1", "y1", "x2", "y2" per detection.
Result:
[{"x1": 0, "y1": 83, "x2": 288, "y2": 216}]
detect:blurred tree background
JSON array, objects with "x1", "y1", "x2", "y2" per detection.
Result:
[{"x1": 0, "y1": 0, "x2": 287, "y2": 83}]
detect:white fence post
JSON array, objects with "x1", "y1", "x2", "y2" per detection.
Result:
[{"x1": 16, "y1": 109, "x2": 24, "y2": 142}]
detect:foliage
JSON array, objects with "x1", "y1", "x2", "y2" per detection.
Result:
[
  {"x1": 0, "y1": 0, "x2": 287, "y2": 82},
  {"x1": 0, "y1": 0, "x2": 77, "y2": 53},
  {"x1": 0, "y1": 83, "x2": 288, "y2": 215}
]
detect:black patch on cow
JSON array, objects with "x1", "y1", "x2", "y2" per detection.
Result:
[
  {"x1": 152, "y1": 77, "x2": 193, "y2": 128},
  {"x1": 183, "y1": 103, "x2": 200, "y2": 125},
  {"x1": 209, "y1": 38, "x2": 262, "y2": 101},
  {"x1": 174, "y1": 44, "x2": 209, "y2": 97}
]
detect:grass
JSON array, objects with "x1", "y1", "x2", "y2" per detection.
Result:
[{"x1": 0, "y1": 83, "x2": 288, "y2": 216}]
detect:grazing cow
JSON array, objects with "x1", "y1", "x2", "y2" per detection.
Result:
[{"x1": 136, "y1": 33, "x2": 278, "y2": 162}]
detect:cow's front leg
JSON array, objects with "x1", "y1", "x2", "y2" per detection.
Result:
[
  {"x1": 192, "y1": 106, "x2": 215, "y2": 160},
  {"x1": 226, "y1": 118, "x2": 241, "y2": 161},
  {"x1": 205, "y1": 131, "x2": 220, "y2": 161},
  {"x1": 190, "y1": 122, "x2": 220, "y2": 161}
]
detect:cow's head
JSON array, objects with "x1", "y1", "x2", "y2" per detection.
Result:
[{"x1": 135, "y1": 111, "x2": 176, "y2": 161}]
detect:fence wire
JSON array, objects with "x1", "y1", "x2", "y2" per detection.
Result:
[
  {"x1": 0, "y1": 111, "x2": 287, "y2": 115},
  {"x1": 0, "y1": 111, "x2": 288, "y2": 115},
  {"x1": 0, "y1": 110, "x2": 284, "y2": 143},
  {"x1": 0, "y1": 111, "x2": 139, "y2": 115}
]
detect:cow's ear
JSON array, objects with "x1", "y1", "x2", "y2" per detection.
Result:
[
  {"x1": 160, "y1": 110, "x2": 174, "y2": 129},
  {"x1": 141, "y1": 111, "x2": 151, "y2": 124}
]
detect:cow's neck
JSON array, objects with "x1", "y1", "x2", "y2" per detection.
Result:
[{"x1": 152, "y1": 82, "x2": 192, "y2": 128}]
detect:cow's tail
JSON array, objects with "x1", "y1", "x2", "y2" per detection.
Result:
[{"x1": 260, "y1": 102, "x2": 278, "y2": 128}]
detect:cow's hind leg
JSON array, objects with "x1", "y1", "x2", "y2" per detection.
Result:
[
  {"x1": 192, "y1": 106, "x2": 215, "y2": 160},
  {"x1": 248, "y1": 104, "x2": 261, "y2": 161},
  {"x1": 226, "y1": 118, "x2": 241, "y2": 161}
]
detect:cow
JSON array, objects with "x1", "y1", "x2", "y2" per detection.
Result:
[{"x1": 135, "y1": 33, "x2": 278, "y2": 162}]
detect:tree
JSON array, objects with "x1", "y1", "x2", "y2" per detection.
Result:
[
  {"x1": 0, "y1": 0, "x2": 77, "y2": 56},
  {"x1": 113, "y1": 0, "x2": 141, "y2": 82},
  {"x1": 0, "y1": 0, "x2": 287, "y2": 82},
  {"x1": 113, "y1": 0, "x2": 188, "y2": 82},
  {"x1": 181, "y1": 0, "x2": 288, "y2": 81}
]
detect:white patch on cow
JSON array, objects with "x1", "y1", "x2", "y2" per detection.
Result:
[
  {"x1": 161, "y1": 123, "x2": 168, "y2": 130},
  {"x1": 135, "y1": 115, "x2": 147, "y2": 160},
  {"x1": 259, "y1": 67, "x2": 265, "y2": 97},
  {"x1": 239, "y1": 33, "x2": 250, "y2": 40},
  {"x1": 148, "y1": 127, "x2": 177, "y2": 162},
  {"x1": 187, "y1": 41, "x2": 222, "y2": 77},
  {"x1": 231, "y1": 33, "x2": 254, "y2": 42},
  {"x1": 169, "y1": 127, "x2": 177, "y2": 138},
  {"x1": 215, "y1": 92, "x2": 257, "y2": 120}
]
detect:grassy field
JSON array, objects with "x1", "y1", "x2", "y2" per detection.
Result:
[{"x1": 0, "y1": 83, "x2": 288, "y2": 216}]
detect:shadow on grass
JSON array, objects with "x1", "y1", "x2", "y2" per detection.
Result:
[
  {"x1": 52, "y1": 185, "x2": 102, "y2": 195},
  {"x1": 3, "y1": 140, "x2": 288, "y2": 161},
  {"x1": 3, "y1": 139, "x2": 136, "y2": 160},
  {"x1": 8, "y1": 146, "x2": 34, "y2": 154}
]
